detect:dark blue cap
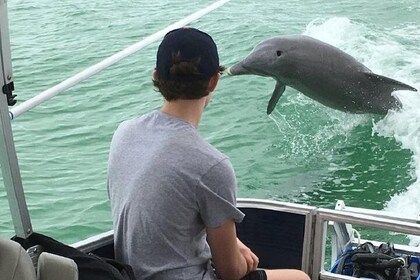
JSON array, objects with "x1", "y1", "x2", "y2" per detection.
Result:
[{"x1": 156, "y1": 27, "x2": 219, "y2": 82}]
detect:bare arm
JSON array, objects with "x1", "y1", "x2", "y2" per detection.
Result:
[{"x1": 207, "y1": 219, "x2": 258, "y2": 279}]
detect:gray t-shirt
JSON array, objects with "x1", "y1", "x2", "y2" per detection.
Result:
[{"x1": 107, "y1": 110, "x2": 245, "y2": 280}]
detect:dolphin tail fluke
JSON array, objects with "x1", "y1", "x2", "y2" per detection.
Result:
[
  {"x1": 267, "y1": 81, "x2": 286, "y2": 114},
  {"x1": 364, "y1": 72, "x2": 417, "y2": 92}
]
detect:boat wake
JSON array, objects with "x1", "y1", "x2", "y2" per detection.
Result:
[
  {"x1": 374, "y1": 92, "x2": 420, "y2": 246},
  {"x1": 305, "y1": 17, "x2": 420, "y2": 246}
]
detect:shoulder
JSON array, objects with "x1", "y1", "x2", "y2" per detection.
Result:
[
  {"x1": 189, "y1": 138, "x2": 232, "y2": 174},
  {"x1": 112, "y1": 111, "x2": 158, "y2": 137},
  {"x1": 202, "y1": 157, "x2": 235, "y2": 184},
  {"x1": 117, "y1": 111, "x2": 157, "y2": 130}
]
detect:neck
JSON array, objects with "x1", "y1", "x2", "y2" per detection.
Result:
[{"x1": 160, "y1": 98, "x2": 207, "y2": 127}]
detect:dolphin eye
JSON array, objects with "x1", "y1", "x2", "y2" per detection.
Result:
[{"x1": 276, "y1": 50, "x2": 282, "y2": 56}]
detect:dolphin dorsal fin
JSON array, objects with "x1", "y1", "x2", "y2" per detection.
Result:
[
  {"x1": 364, "y1": 72, "x2": 417, "y2": 92},
  {"x1": 267, "y1": 81, "x2": 286, "y2": 114}
]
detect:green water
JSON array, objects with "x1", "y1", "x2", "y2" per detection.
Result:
[{"x1": 1, "y1": 0, "x2": 419, "y2": 245}]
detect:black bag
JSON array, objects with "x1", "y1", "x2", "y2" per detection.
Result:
[
  {"x1": 12, "y1": 232, "x2": 136, "y2": 280},
  {"x1": 335, "y1": 242, "x2": 417, "y2": 280}
]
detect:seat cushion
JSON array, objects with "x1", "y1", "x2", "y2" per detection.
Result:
[
  {"x1": 37, "y1": 252, "x2": 78, "y2": 280},
  {"x1": 0, "y1": 238, "x2": 36, "y2": 280}
]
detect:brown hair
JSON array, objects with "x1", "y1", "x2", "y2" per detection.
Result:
[{"x1": 153, "y1": 52, "x2": 225, "y2": 101}]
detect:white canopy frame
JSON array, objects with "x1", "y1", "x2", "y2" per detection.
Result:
[{"x1": 0, "y1": 0, "x2": 32, "y2": 238}]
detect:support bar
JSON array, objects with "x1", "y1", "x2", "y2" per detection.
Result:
[
  {"x1": 0, "y1": 0, "x2": 32, "y2": 238},
  {"x1": 10, "y1": 0, "x2": 231, "y2": 119}
]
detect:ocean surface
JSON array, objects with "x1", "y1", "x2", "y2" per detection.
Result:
[{"x1": 1, "y1": 0, "x2": 419, "y2": 245}]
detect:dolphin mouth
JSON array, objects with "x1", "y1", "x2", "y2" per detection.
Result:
[
  {"x1": 227, "y1": 62, "x2": 272, "y2": 77},
  {"x1": 226, "y1": 62, "x2": 251, "y2": 76}
]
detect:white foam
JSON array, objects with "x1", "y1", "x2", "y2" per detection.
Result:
[
  {"x1": 374, "y1": 92, "x2": 420, "y2": 246},
  {"x1": 369, "y1": 27, "x2": 420, "y2": 246},
  {"x1": 304, "y1": 17, "x2": 366, "y2": 47}
]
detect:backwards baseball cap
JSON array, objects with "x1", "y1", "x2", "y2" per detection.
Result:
[{"x1": 156, "y1": 27, "x2": 219, "y2": 82}]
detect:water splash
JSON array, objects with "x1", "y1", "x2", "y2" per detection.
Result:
[{"x1": 303, "y1": 17, "x2": 367, "y2": 47}]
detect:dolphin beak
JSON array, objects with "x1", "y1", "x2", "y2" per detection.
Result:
[{"x1": 226, "y1": 62, "x2": 251, "y2": 76}]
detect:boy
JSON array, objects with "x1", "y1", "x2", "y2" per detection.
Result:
[{"x1": 108, "y1": 27, "x2": 310, "y2": 280}]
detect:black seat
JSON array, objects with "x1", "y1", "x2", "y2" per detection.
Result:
[{"x1": 236, "y1": 207, "x2": 307, "y2": 269}]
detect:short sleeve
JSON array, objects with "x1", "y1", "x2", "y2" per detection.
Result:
[{"x1": 196, "y1": 158, "x2": 245, "y2": 228}]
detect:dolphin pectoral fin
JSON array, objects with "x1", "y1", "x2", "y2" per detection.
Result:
[
  {"x1": 364, "y1": 72, "x2": 417, "y2": 92},
  {"x1": 267, "y1": 81, "x2": 286, "y2": 115}
]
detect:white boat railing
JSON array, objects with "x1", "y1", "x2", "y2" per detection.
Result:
[
  {"x1": 8, "y1": 0, "x2": 232, "y2": 120},
  {"x1": 0, "y1": 0, "x2": 232, "y2": 237},
  {"x1": 70, "y1": 199, "x2": 420, "y2": 280}
]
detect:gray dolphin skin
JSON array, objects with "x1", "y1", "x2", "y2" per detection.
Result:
[{"x1": 227, "y1": 35, "x2": 417, "y2": 115}]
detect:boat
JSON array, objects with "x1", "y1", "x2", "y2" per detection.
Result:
[{"x1": 1, "y1": 0, "x2": 420, "y2": 279}]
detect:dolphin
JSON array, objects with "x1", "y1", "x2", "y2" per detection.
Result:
[{"x1": 227, "y1": 35, "x2": 417, "y2": 115}]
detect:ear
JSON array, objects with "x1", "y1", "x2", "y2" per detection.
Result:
[
  {"x1": 208, "y1": 73, "x2": 221, "y2": 92},
  {"x1": 153, "y1": 69, "x2": 159, "y2": 81}
]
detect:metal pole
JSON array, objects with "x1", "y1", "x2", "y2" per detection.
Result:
[
  {"x1": 10, "y1": 0, "x2": 232, "y2": 119},
  {"x1": 0, "y1": 0, "x2": 32, "y2": 238}
]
